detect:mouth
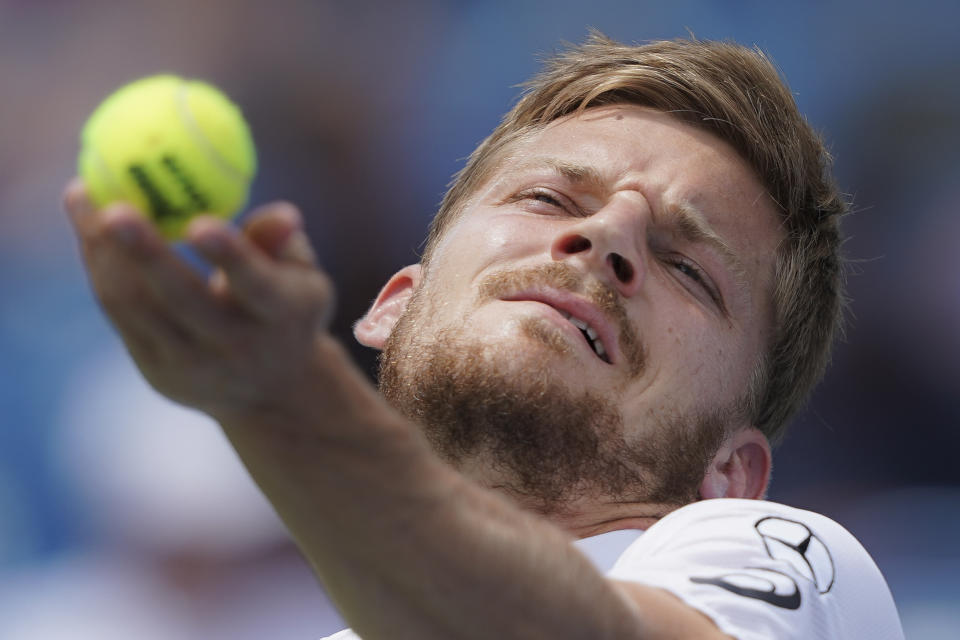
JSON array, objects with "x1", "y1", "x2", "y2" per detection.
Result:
[
  {"x1": 555, "y1": 308, "x2": 611, "y2": 364},
  {"x1": 500, "y1": 291, "x2": 617, "y2": 365}
]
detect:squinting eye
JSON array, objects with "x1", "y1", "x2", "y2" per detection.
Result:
[
  {"x1": 510, "y1": 188, "x2": 582, "y2": 216},
  {"x1": 531, "y1": 192, "x2": 562, "y2": 207},
  {"x1": 674, "y1": 260, "x2": 703, "y2": 283},
  {"x1": 668, "y1": 256, "x2": 722, "y2": 306},
  {"x1": 518, "y1": 188, "x2": 566, "y2": 208}
]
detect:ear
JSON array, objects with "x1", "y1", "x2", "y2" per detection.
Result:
[
  {"x1": 353, "y1": 264, "x2": 422, "y2": 350},
  {"x1": 699, "y1": 427, "x2": 772, "y2": 500}
]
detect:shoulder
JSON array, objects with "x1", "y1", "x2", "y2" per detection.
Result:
[
  {"x1": 642, "y1": 498, "x2": 847, "y2": 537},
  {"x1": 624, "y1": 498, "x2": 855, "y2": 568},
  {"x1": 612, "y1": 498, "x2": 864, "y2": 602},
  {"x1": 608, "y1": 499, "x2": 904, "y2": 640}
]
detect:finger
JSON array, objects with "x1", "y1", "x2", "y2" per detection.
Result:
[
  {"x1": 91, "y1": 206, "x2": 234, "y2": 346},
  {"x1": 243, "y1": 202, "x2": 301, "y2": 257},
  {"x1": 63, "y1": 179, "x2": 154, "y2": 249},
  {"x1": 244, "y1": 202, "x2": 317, "y2": 267},
  {"x1": 187, "y1": 216, "x2": 283, "y2": 318},
  {"x1": 191, "y1": 214, "x2": 334, "y2": 326},
  {"x1": 63, "y1": 177, "x2": 97, "y2": 239},
  {"x1": 62, "y1": 186, "x2": 193, "y2": 358},
  {"x1": 98, "y1": 204, "x2": 162, "y2": 252},
  {"x1": 278, "y1": 228, "x2": 318, "y2": 267},
  {"x1": 89, "y1": 226, "x2": 198, "y2": 361}
]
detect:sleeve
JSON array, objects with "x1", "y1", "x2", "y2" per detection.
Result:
[{"x1": 607, "y1": 499, "x2": 904, "y2": 640}]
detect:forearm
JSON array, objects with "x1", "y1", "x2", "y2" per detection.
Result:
[{"x1": 216, "y1": 337, "x2": 646, "y2": 639}]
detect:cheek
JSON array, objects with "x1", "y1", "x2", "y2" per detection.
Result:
[
  {"x1": 420, "y1": 214, "x2": 548, "y2": 326},
  {"x1": 432, "y1": 212, "x2": 551, "y2": 274},
  {"x1": 638, "y1": 313, "x2": 746, "y2": 407},
  {"x1": 676, "y1": 335, "x2": 756, "y2": 406}
]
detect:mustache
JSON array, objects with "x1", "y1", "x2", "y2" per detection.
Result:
[{"x1": 477, "y1": 262, "x2": 646, "y2": 377}]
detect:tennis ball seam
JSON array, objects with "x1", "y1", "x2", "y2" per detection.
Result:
[{"x1": 175, "y1": 82, "x2": 249, "y2": 186}]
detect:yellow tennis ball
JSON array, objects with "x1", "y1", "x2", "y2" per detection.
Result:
[{"x1": 78, "y1": 74, "x2": 257, "y2": 240}]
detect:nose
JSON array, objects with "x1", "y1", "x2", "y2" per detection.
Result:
[{"x1": 549, "y1": 194, "x2": 647, "y2": 298}]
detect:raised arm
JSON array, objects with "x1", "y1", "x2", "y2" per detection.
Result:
[{"x1": 63, "y1": 180, "x2": 730, "y2": 639}]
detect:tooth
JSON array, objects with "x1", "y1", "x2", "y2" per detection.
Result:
[
  {"x1": 570, "y1": 316, "x2": 588, "y2": 330},
  {"x1": 560, "y1": 310, "x2": 572, "y2": 319},
  {"x1": 586, "y1": 327, "x2": 598, "y2": 340},
  {"x1": 594, "y1": 341, "x2": 606, "y2": 357}
]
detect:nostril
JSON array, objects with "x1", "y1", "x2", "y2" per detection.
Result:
[
  {"x1": 609, "y1": 253, "x2": 634, "y2": 284},
  {"x1": 560, "y1": 235, "x2": 591, "y2": 254}
]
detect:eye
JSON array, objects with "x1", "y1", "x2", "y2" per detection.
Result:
[
  {"x1": 532, "y1": 192, "x2": 563, "y2": 207},
  {"x1": 665, "y1": 255, "x2": 723, "y2": 307},
  {"x1": 511, "y1": 188, "x2": 581, "y2": 216}
]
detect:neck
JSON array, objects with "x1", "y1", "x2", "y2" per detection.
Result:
[
  {"x1": 453, "y1": 455, "x2": 693, "y2": 539},
  {"x1": 488, "y1": 483, "x2": 689, "y2": 538},
  {"x1": 547, "y1": 500, "x2": 687, "y2": 539}
]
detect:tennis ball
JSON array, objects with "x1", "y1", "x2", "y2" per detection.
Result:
[{"x1": 78, "y1": 74, "x2": 257, "y2": 240}]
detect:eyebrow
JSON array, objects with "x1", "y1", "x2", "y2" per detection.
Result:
[
  {"x1": 667, "y1": 202, "x2": 747, "y2": 287},
  {"x1": 507, "y1": 157, "x2": 608, "y2": 194}
]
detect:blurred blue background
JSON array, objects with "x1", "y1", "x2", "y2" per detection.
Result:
[{"x1": 1, "y1": 1, "x2": 957, "y2": 637}]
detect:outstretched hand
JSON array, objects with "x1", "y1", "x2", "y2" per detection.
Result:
[{"x1": 63, "y1": 178, "x2": 337, "y2": 422}]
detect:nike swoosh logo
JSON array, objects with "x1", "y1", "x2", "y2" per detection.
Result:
[{"x1": 691, "y1": 571, "x2": 801, "y2": 610}]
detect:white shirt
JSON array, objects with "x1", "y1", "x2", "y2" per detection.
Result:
[{"x1": 322, "y1": 499, "x2": 904, "y2": 639}]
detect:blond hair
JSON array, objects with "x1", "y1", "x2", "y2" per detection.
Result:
[{"x1": 423, "y1": 34, "x2": 847, "y2": 443}]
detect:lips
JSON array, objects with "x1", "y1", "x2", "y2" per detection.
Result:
[
  {"x1": 554, "y1": 307, "x2": 610, "y2": 363},
  {"x1": 500, "y1": 289, "x2": 618, "y2": 365}
]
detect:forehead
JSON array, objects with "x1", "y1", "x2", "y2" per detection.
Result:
[{"x1": 508, "y1": 106, "x2": 769, "y2": 212}]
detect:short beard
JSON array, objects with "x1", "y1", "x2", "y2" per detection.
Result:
[{"x1": 378, "y1": 265, "x2": 729, "y2": 517}]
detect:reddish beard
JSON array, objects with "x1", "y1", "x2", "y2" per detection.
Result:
[{"x1": 378, "y1": 263, "x2": 727, "y2": 517}]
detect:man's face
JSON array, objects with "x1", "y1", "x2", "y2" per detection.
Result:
[{"x1": 379, "y1": 105, "x2": 782, "y2": 517}]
